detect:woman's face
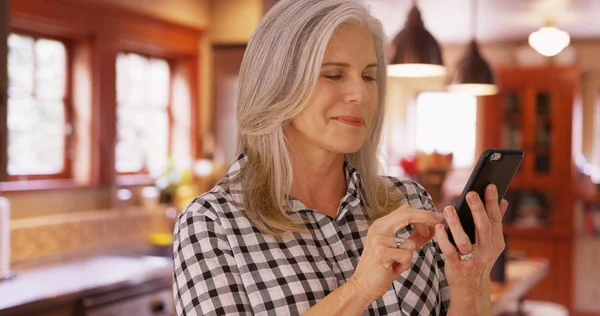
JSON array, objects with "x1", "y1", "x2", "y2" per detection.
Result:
[{"x1": 285, "y1": 25, "x2": 378, "y2": 155}]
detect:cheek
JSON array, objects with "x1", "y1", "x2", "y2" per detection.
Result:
[{"x1": 367, "y1": 86, "x2": 378, "y2": 120}]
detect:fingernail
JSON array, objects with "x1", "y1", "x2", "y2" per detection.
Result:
[
  {"x1": 443, "y1": 206, "x2": 452, "y2": 218},
  {"x1": 468, "y1": 192, "x2": 477, "y2": 202},
  {"x1": 488, "y1": 184, "x2": 496, "y2": 194},
  {"x1": 436, "y1": 224, "x2": 444, "y2": 231}
]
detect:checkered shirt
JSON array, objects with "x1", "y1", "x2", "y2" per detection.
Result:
[{"x1": 173, "y1": 154, "x2": 450, "y2": 315}]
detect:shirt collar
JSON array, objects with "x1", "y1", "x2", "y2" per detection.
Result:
[{"x1": 224, "y1": 153, "x2": 365, "y2": 216}]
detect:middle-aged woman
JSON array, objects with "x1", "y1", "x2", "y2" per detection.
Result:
[{"x1": 173, "y1": 0, "x2": 509, "y2": 315}]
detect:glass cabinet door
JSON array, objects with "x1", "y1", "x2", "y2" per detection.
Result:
[
  {"x1": 502, "y1": 92, "x2": 523, "y2": 148},
  {"x1": 533, "y1": 91, "x2": 552, "y2": 174}
]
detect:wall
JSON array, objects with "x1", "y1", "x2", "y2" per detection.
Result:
[
  {"x1": 98, "y1": 0, "x2": 210, "y2": 30},
  {"x1": 209, "y1": 0, "x2": 263, "y2": 45},
  {"x1": 199, "y1": 0, "x2": 264, "y2": 147}
]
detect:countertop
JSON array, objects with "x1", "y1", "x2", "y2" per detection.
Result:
[{"x1": 0, "y1": 255, "x2": 172, "y2": 315}]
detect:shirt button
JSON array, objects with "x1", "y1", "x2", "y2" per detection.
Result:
[{"x1": 333, "y1": 244, "x2": 345, "y2": 256}]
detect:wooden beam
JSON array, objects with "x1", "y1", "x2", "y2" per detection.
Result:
[{"x1": 0, "y1": 0, "x2": 8, "y2": 182}]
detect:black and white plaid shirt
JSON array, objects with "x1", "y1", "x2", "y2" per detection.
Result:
[{"x1": 173, "y1": 154, "x2": 450, "y2": 315}]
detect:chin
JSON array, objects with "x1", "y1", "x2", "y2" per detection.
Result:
[{"x1": 330, "y1": 139, "x2": 365, "y2": 154}]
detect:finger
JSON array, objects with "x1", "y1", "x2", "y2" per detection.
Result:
[
  {"x1": 380, "y1": 238, "x2": 416, "y2": 269},
  {"x1": 414, "y1": 223, "x2": 431, "y2": 238},
  {"x1": 491, "y1": 199, "x2": 509, "y2": 252},
  {"x1": 466, "y1": 191, "x2": 493, "y2": 249},
  {"x1": 375, "y1": 205, "x2": 445, "y2": 236},
  {"x1": 443, "y1": 206, "x2": 473, "y2": 255},
  {"x1": 499, "y1": 199, "x2": 509, "y2": 216},
  {"x1": 386, "y1": 247, "x2": 415, "y2": 269},
  {"x1": 485, "y1": 184, "x2": 504, "y2": 248},
  {"x1": 485, "y1": 184, "x2": 502, "y2": 224},
  {"x1": 372, "y1": 234, "x2": 417, "y2": 252},
  {"x1": 434, "y1": 224, "x2": 459, "y2": 263},
  {"x1": 408, "y1": 225, "x2": 436, "y2": 248}
]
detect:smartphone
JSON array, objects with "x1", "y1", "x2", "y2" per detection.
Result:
[{"x1": 446, "y1": 148, "x2": 524, "y2": 247}]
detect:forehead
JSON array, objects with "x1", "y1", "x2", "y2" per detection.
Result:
[{"x1": 323, "y1": 25, "x2": 376, "y2": 62}]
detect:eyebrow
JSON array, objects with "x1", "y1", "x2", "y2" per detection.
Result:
[{"x1": 321, "y1": 62, "x2": 379, "y2": 69}]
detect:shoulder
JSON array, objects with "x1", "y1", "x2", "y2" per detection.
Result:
[
  {"x1": 382, "y1": 176, "x2": 437, "y2": 212},
  {"x1": 176, "y1": 181, "x2": 242, "y2": 228}
]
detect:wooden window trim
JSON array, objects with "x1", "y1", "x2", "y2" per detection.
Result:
[
  {"x1": 3, "y1": 0, "x2": 203, "y2": 191},
  {"x1": 114, "y1": 52, "x2": 172, "y2": 178},
  {"x1": 0, "y1": 178, "x2": 86, "y2": 192},
  {"x1": 7, "y1": 32, "x2": 73, "y2": 181}
]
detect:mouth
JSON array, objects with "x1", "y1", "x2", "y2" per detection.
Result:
[{"x1": 331, "y1": 116, "x2": 365, "y2": 127}]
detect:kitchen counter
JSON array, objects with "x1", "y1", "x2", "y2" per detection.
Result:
[{"x1": 0, "y1": 255, "x2": 172, "y2": 315}]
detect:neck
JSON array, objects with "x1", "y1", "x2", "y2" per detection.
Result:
[{"x1": 288, "y1": 149, "x2": 347, "y2": 218}]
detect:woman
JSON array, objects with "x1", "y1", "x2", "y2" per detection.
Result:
[{"x1": 173, "y1": 0, "x2": 508, "y2": 315}]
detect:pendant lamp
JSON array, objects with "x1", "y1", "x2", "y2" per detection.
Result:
[
  {"x1": 388, "y1": 1, "x2": 446, "y2": 78},
  {"x1": 447, "y1": 0, "x2": 498, "y2": 96},
  {"x1": 528, "y1": 19, "x2": 570, "y2": 57}
]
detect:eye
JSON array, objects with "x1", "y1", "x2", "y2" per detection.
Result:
[
  {"x1": 324, "y1": 74, "x2": 342, "y2": 80},
  {"x1": 362, "y1": 75, "x2": 377, "y2": 82}
]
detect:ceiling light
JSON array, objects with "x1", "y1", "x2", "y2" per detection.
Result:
[
  {"x1": 447, "y1": 0, "x2": 497, "y2": 96},
  {"x1": 388, "y1": 3, "x2": 446, "y2": 78},
  {"x1": 528, "y1": 21, "x2": 570, "y2": 57}
]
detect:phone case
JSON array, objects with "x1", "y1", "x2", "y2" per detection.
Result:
[{"x1": 445, "y1": 148, "x2": 524, "y2": 247}]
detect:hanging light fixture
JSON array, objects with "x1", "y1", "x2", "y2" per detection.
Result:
[
  {"x1": 388, "y1": 1, "x2": 446, "y2": 78},
  {"x1": 447, "y1": 0, "x2": 497, "y2": 96},
  {"x1": 528, "y1": 19, "x2": 570, "y2": 57}
]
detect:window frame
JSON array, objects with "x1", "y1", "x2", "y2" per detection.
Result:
[
  {"x1": 114, "y1": 51, "x2": 174, "y2": 178},
  {"x1": 7, "y1": 31, "x2": 74, "y2": 181},
  {"x1": 1, "y1": 0, "x2": 202, "y2": 192}
]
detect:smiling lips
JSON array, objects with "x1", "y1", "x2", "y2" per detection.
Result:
[{"x1": 331, "y1": 116, "x2": 365, "y2": 127}]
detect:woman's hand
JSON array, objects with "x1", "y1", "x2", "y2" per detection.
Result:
[
  {"x1": 434, "y1": 184, "x2": 509, "y2": 311},
  {"x1": 349, "y1": 205, "x2": 445, "y2": 303}
]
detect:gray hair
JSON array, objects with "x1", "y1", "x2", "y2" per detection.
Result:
[{"x1": 232, "y1": 0, "x2": 400, "y2": 235}]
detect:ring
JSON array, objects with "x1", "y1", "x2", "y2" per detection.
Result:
[
  {"x1": 460, "y1": 250, "x2": 475, "y2": 260},
  {"x1": 394, "y1": 236, "x2": 405, "y2": 248}
]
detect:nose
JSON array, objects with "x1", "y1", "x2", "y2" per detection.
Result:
[{"x1": 343, "y1": 75, "x2": 370, "y2": 105}]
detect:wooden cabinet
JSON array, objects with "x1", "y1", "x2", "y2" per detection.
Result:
[
  {"x1": 574, "y1": 238, "x2": 600, "y2": 313},
  {"x1": 481, "y1": 67, "x2": 580, "y2": 309},
  {"x1": 482, "y1": 67, "x2": 578, "y2": 192}
]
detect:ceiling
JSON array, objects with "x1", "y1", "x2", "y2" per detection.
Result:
[{"x1": 365, "y1": 0, "x2": 600, "y2": 44}]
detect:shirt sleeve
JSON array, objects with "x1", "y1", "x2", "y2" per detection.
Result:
[
  {"x1": 172, "y1": 201, "x2": 253, "y2": 316},
  {"x1": 413, "y1": 181, "x2": 451, "y2": 315}
]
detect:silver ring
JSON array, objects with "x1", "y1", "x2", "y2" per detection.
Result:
[
  {"x1": 460, "y1": 250, "x2": 475, "y2": 260},
  {"x1": 394, "y1": 237, "x2": 405, "y2": 248}
]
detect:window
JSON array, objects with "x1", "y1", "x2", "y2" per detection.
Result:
[
  {"x1": 115, "y1": 53, "x2": 170, "y2": 175},
  {"x1": 415, "y1": 92, "x2": 477, "y2": 168},
  {"x1": 7, "y1": 33, "x2": 70, "y2": 180}
]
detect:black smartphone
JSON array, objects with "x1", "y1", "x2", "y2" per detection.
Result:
[{"x1": 446, "y1": 148, "x2": 524, "y2": 247}]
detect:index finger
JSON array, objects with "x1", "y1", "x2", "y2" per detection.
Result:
[{"x1": 376, "y1": 205, "x2": 445, "y2": 236}]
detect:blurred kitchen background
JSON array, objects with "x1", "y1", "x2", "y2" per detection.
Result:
[{"x1": 0, "y1": 0, "x2": 600, "y2": 315}]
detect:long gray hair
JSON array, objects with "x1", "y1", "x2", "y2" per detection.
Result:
[{"x1": 232, "y1": 0, "x2": 401, "y2": 236}]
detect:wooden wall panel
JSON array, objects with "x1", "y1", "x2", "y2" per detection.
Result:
[{"x1": 0, "y1": 0, "x2": 8, "y2": 182}]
